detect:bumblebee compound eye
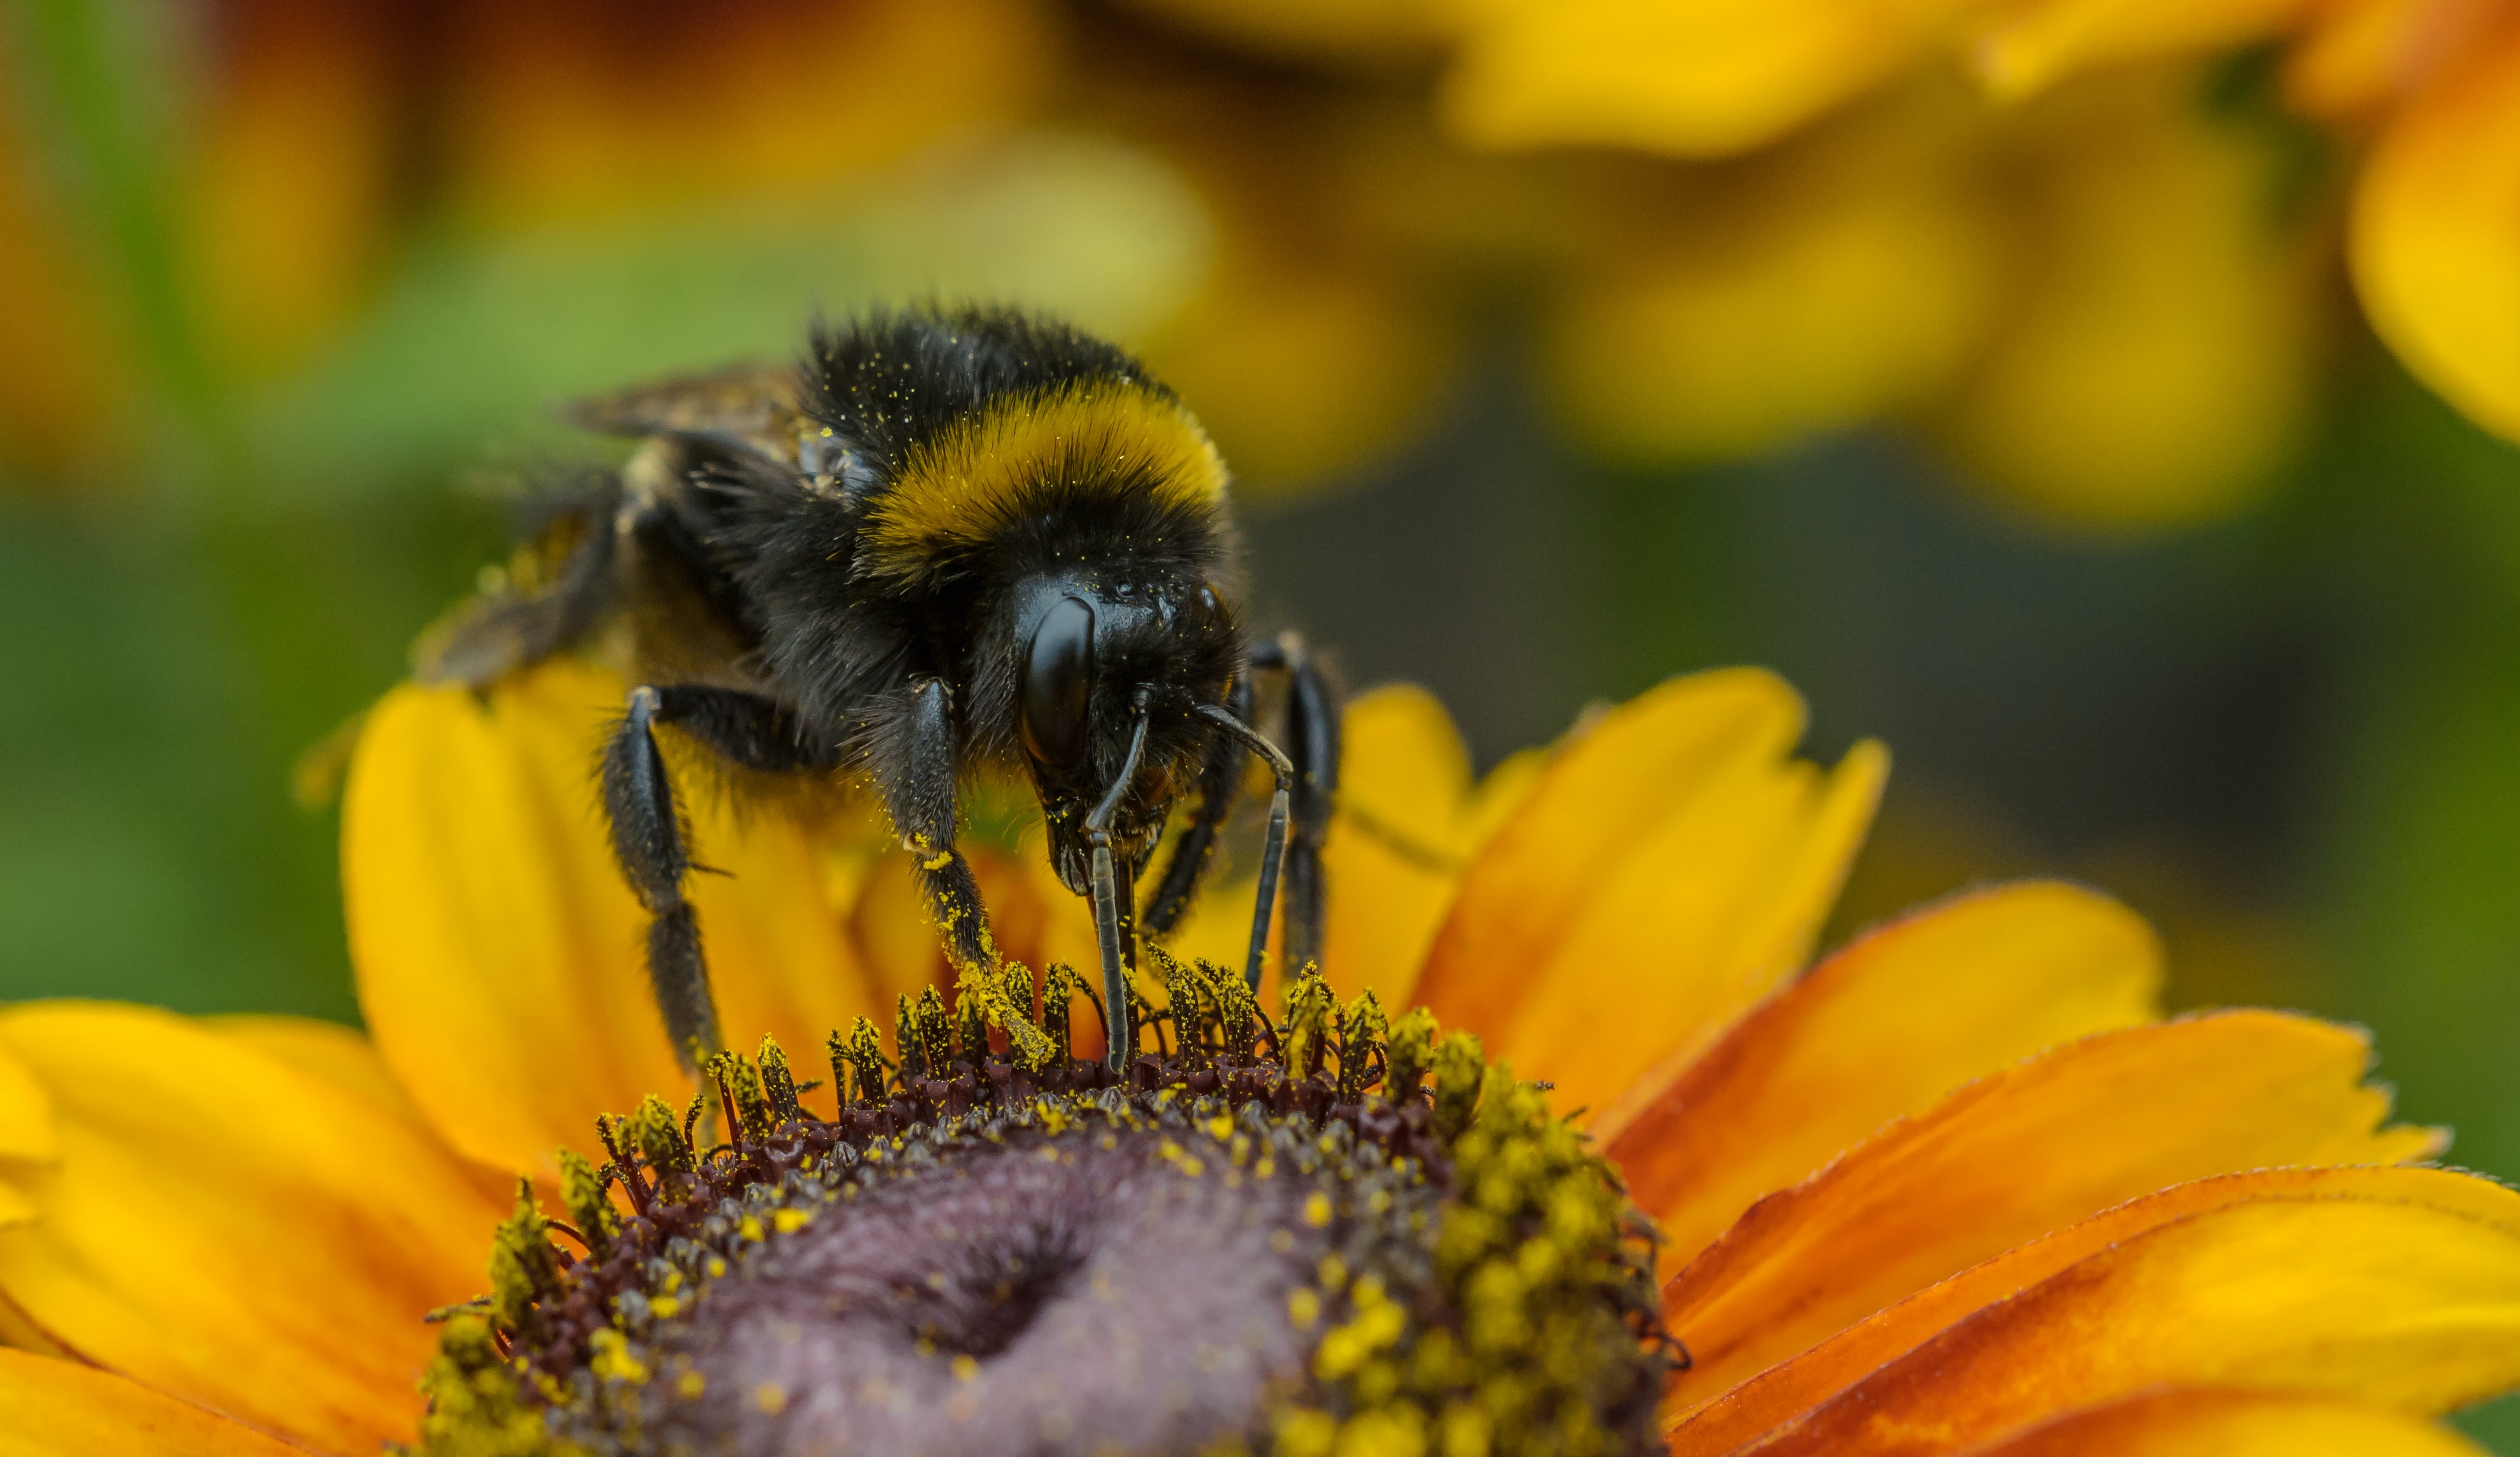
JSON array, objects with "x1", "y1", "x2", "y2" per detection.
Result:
[{"x1": 1020, "y1": 596, "x2": 1095, "y2": 766}]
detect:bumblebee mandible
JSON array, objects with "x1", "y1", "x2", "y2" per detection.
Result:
[{"x1": 421, "y1": 307, "x2": 1339, "y2": 1072}]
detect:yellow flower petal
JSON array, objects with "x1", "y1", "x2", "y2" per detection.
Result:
[
  {"x1": 1417, "y1": 669, "x2": 1885, "y2": 1119},
  {"x1": 1936, "y1": 66, "x2": 2324, "y2": 529},
  {"x1": 1602, "y1": 880, "x2": 2162, "y2": 1267},
  {"x1": 1319, "y1": 685, "x2": 1486, "y2": 1008},
  {"x1": 1663, "y1": 1011, "x2": 2444, "y2": 1416},
  {"x1": 1970, "y1": 0, "x2": 2317, "y2": 99},
  {"x1": 0, "y1": 1038, "x2": 53, "y2": 1165},
  {"x1": 1673, "y1": 1165, "x2": 2520, "y2": 1452},
  {"x1": 687, "y1": 783, "x2": 890, "y2": 1082},
  {"x1": 0, "y1": 1347, "x2": 303, "y2": 1457},
  {"x1": 1155, "y1": 685, "x2": 1511, "y2": 1009},
  {"x1": 0, "y1": 1001, "x2": 506, "y2": 1454},
  {"x1": 1105, "y1": 0, "x2": 1441, "y2": 60},
  {"x1": 203, "y1": 1014, "x2": 421, "y2": 1123},
  {"x1": 1436, "y1": 0, "x2": 1974, "y2": 157},
  {"x1": 1959, "y1": 1388, "x2": 2492, "y2": 1457},
  {"x1": 2350, "y1": 16, "x2": 2520, "y2": 444},
  {"x1": 1735, "y1": 1175, "x2": 2520, "y2": 1455},
  {"x1": 346, "y1": 659, "x2": 882, "y2": 1178}
]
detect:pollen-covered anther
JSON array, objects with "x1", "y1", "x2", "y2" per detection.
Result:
[{"x1": 420, "y1": 954, "x2": 1671, "y2": 1457}]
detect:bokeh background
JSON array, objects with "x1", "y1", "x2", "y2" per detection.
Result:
[{"x1": 5, "y1": 0, "x2": 2520, "y2": 1438}]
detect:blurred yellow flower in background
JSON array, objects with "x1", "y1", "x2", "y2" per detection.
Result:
[
  {"x1": 1425, "y1": 0, "x2": 2520, "y2": 522},
  {"x1": 8, "y1": 0, "x2": 2514, "y2": 527}
]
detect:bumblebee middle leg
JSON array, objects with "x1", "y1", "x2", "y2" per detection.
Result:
[
  {"x1": 868, "y1": 679, "x2": 999, "y2": 977},
  {"x1": 600, "y1": 684, "x2": 836, "y2": 1071}
]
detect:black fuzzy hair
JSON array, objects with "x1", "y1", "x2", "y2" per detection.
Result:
[{"x1": 800, "y1": 306, "x2": 1172, "y2": 484}]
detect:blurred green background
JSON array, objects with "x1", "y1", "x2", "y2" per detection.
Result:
[{"x1": 4, "y1": 0, "x2": 2520, "y2": 1441}]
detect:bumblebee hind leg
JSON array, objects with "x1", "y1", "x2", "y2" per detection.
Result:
[
  {"x1": 1142, "y1": 674, "x2": 1253, "y2": 936},
  {"x1": 602, "y1": 686, "x2": 719, "y2": 1070},
  {"x1": 1249, "y1": 636, "x2": 1340, "y2": 974},
  {"x1": 600, "y1": 685, "x2": 837, "y2": 1071}
]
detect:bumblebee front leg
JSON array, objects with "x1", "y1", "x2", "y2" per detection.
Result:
[
  {"x1": 872, "y1": 679, "x2": 999, "y2": 977},
  {"x1": 1142, "y1": 674, "x2": 1253, "y2": 937},
  {"x1": 601, "y1": 685, "x2": 720, "y2": 1071}
]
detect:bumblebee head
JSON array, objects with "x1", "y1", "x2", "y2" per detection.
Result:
[{"x1": 1011, "y1": 570, "x2": 1241, "y2": 893}]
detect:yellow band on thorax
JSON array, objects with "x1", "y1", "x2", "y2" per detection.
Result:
[{"x1": 862, "y1": 382, "x2": 1227, "y2": 582}]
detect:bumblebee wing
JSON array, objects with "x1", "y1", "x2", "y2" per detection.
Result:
[{"x1": 561, "y1": 360, "x2": 806, "y2": 465}]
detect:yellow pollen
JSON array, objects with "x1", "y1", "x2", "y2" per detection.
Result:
[
  {"x1": 773, "y1": 1208, "x2": 813, "y2": 1234},
  {"x1": 1319, "y1": 1255, "x2": 1349, "y2": 1291},
  {"x1": 1206, "y1": 1115, "x2": 1235, "y2": 1140},
  {"x1": 1288, "y1": 1287, "x2": 1322, "y2": 1330},
  {"x1": 589, "y1": 1328, "x2": 648, "y2": 1384},
  {"x1": 1304, "y1": 1191, "x2": 1333, "y2": 1227},
  {"x1": 676, "y1": 1370, "x2": 706, "y2": 1399},
  {"x1": 754, "y1": 1381, "x2": 788, "y2": 1414},
  {"x1": 952, "y1": 1354, "x2": 980, "y2": 1383},
  {"x1": 707, "y1": 1256, "x2": 728, "y2": 1278},
  {"x1": 650, "y1": 1295, "x2": 681, "y2": 1319},
  {"x1": 739, "y1": 1215, "x2": 765, "y2": 1241}
]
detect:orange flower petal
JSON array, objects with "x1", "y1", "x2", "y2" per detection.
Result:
[
  {"x1": 1727, "y1": 1170, "x2": 2520, "y2": 1455},
  {"x1": 1436, "y1": 0, "x2": 1973, "y2": 157},
  {"x1": 1956, "y1": 1388, "x2": 2492, "y2": 1456},
  {"x1": 1602, "y1": 880, "x2": 2162, "y2": 1267},
  {"x1": 1417, "y1": 669, "x2": 1885, "y2": 1118},
  {"x1": 1670, "y1": 1165, "x2": 2515, "y2": 1452},
  {"x1": 0, "y1": 1001, "x2": 506, "y2": 1454},
  {"x1": 2284, "y1": 0, "x2": 2502, "y2": 121},
  {"x1": 1969, "y1": 0, "x2": 2317, "y2": 99},
  {"x1": 1663, "y1": 1012, "x2": 2445, "y2": 1423},
  {"x1": 0, "y1": 1347, "x2": 304, "y2": 1457},
  {"x1": 346, "y1": 659, "x2": 882, "y2": 1178},
  {"x1": 2350, "y1": 14, "x2": 2520, "y2": 444}
]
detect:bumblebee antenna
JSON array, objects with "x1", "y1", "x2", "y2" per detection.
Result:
[
  {"x1": 1087, "y1": 695, "x2": 1155, "y2": 1072},
  {"x1": 1196, "y1": 701, "x2": 1295, "y2": 996}
]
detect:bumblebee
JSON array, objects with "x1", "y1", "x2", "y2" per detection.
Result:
[{"x1": 423, "y1": 307, "x2": 1338, "y2": 1072}]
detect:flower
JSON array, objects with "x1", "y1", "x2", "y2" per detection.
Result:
[
  {"x1": 4, "y1": 663, "x2": 2519, "y2": 1453},
  {"x1": 1431, "y1": 0, "x2": 2520, "y2": 476},
  {"x1": 1973, "y1": 0, "x2": 2520, "y2": 450}
]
